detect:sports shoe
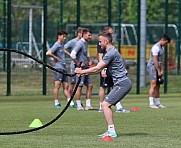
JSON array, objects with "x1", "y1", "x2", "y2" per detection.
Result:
[
  {"x1": 156, "y1": 104, "x2": 166, "y2": 108},
  {"x1": 116, "y1": 108, "x2": 130, "y2": 113},
  {"x1": 149, "y1": 105, "x2": 159, "y2": 109},
  {"x1": 55, "y1": 104, "x2": 64, "y2": 109},
  {"x1": 77, "y1": 105, "x2": 84, "y2": 110},
  {"x1": 69, "y1": 104, "x2": 77, "y2": 108},
  {"x1": 98, "y1": 109, "x2": 103, "y2": 112},
  {"x1": 98, "y1": 131, "x2": 118, "y2": 138},
  {"x1": 85, "y1": 106, "x2": 94, "y2": 110}
]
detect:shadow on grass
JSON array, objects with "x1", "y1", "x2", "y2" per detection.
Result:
[{"x1": 121, "y1": 132, "x2": 149, "y2": 136}]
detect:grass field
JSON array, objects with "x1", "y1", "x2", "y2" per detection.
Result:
[{"x1": 0, "y1": 94, "x2": 181, "y2": 148}]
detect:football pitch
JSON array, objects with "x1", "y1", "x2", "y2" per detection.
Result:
[{"x1": 0, "y1": 93, "x2": 181, "y2": 148}]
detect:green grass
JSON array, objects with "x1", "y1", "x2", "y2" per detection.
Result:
[{"x1": 0, "y1": 94, "x2": 181, "y2": 148}]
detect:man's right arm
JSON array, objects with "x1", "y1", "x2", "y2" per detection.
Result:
[
  {"x1": 70, "y1": 42, "x2": 82, "y2": 67},
  {"x1": 153, "y1": 56, "x2": 161, "y2": 76}
]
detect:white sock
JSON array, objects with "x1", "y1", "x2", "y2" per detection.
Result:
[
  {"x1": 67, "y1": 98, "x2": 74, "y2": 106},
  {"x1": 86, "y1": 99, "x2": 91, "y2": 106},
  {"x1": 116, "y1": 102, "x2": 123, "y2": 110},
  {"x1": 155, "y1": 98, "x2": 160, "y2": 105},
  {"x1": 108, "y1": 124, "x2": 116, "y2": 134},
  {"x1": 149, "y1": 97, "x2": 154, "y2": 106},
  {"x1": 54, "y1": 99, "x2": 59, "y2": 105},
  {"x1": 99, "y1": 102, "x2": 102, "y2": 110},
  {"x1": 76, "y1": 100, "x2": 82, "y2": 107}
]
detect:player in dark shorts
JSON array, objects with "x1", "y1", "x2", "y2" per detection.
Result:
[{"x1": 97, "y1": 26, "x2": 130, "y2": 113}]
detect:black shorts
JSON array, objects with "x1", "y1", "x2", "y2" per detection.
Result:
[{"x1": 100, "y1": 73, "x2": 114, "y2": 88}]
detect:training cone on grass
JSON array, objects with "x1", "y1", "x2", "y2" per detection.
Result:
[
  {"x1": 102, "y1": 136, "x2": 113, "y2": 141},
  {"x1": 131, "y1": 107, "x2": 139, "y2": 112},
  {"x1": 29, "y1": 119, "x2": 43, "y2": 128}
]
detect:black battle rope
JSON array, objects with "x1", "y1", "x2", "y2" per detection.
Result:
[
  {"x1": 0, "y1": 48, "x2": 76, "y2": 77},
  {"x1": 0, "y1": 48, "x2": 81, "y2": 135},
  {"x1": 0, "y1": 77, "x2": 81, "y2": 135}
]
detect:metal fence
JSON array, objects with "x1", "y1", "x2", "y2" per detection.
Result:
[{"x1": 0, "y1": 0, "x2": 181, "y2": 96}]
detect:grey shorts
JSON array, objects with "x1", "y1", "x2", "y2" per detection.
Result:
[
  {"x1": 70, "y1": 66, "x2": 76, "y2": 84},
  {"x1": 54, "y1": 71, "x2": 68, "y2": 82},
  {"x1": 104, "y1": 78, "x2": 132, "y2": 105},
  {"x1": 76, "y1": 74, "x2": 93, "y2": 87},
  {"x1": 147, "y1": 64, "x2": 158, "y2": 80}
]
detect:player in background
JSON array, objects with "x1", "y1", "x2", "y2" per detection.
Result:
[{"x1": 147, "y1": 34, "x2": 171, "y2": 109}]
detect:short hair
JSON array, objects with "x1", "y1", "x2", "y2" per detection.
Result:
[
  {"x1": 103, "y1": 26, "x2": 113, "y2": 33},
  {"x1": 98, "y1": 32, "x2": 112, "y2": 43},
  {"x1": 82, "y1": 28, "x2": 91, "y2": 35},
  {"x1": 161, "y1": 34, "x2": 171, "y2": 43},
  {"x1": 57, "y1": 30, "x2": 68, "y2": 37},
  {"x1": 76, "y1": 27, "x2": 84, "y2": 36}
]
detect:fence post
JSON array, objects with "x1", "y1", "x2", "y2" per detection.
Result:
[
  {"x1": 118, "y1": 0, "x2": 121, "y2": 53},
  {"x1": 7, "y1": 0, "x2": 11, "y2": 96},
  {"x1": 2, "y1": 0, "x2": 6, "y2": 72},
  {"x1": 164, "y1": 0, "x2": 168, "y2": 94},
  {"x1": 136, "y1": 0, "x2": 140, "y2": 94},
  {"x1": 77, "y1": 0, "x2": 80, "y2": 28},
  {"x1": 108, "y1": 0, "x2": 112, "y2": 26},
  {"x1": 43, "y1": 0, "x2": 47, "y2": 95}
]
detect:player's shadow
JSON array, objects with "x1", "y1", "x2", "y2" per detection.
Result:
[{"x1": 121, "y1": 132, "x2": 149, "y2": 136}]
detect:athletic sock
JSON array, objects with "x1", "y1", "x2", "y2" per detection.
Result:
[
  {"x1": 108, "y1": 124, "x2": 116, "y2": 134},
  {"x1": 76, "y1": 100, "x2": 82, "y2": 107},
  {"x1": 149, "y1": 97, "x2": 154, "y2": 106},
  {"x1": 86, "y1": 99, "x2": 91, "y2": 106},
  {"x1": 54, "y1": 99, "x2": 59, "y2": 106},
  {"x1": 67, "y1": 98, "x2": 74, "y2": 106},
  {"x1": 116, "y1": 102, "x2": 123, "y2": 110},
  {"x1": 99, "y1": 102, "x2": 102, "y2": 110},
  {"x1": 155, "y1": 98, "x2": 161, "y2": 105}
]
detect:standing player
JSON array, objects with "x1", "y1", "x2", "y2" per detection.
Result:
[
  {"x1": 97, "y1": 26, "x2": 130, "y2": 113},
  {"x1": 46, "y1": 30, "x2": 75, "y2": 108},
  {"x1": 147, "y1": 34, "x2": 171, "y2": 109},
  {"x1": 75, "y1": 32, "x2": 132, "y2": 138},
  {"x1": 64, "y1": 27, "x2": 83, "y2": 98},
  {"x1": 70, "y1": 28, "x2": 94, "y2": 110}
]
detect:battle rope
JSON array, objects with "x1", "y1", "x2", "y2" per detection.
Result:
[
  {"x1": 0, "y1": 48, "x2": 81, "y2": 135},
  {"x1": 0, "y1": 48, "x2": 75, "y2": 77}
]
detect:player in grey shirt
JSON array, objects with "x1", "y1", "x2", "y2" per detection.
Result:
[
  {"x1": 147, "y1": 34, "x2": 171, "y2": 109},
  {"x1": 75, "y1": 32, "x2": 132, "y2": 138},
  {"x1": 64, "y1": 27, "x2": 83, "y2": 96},
  {"x1": 46, "y1": 30, "x2": 75, "y2": 108},
  {"x1": 70, "y1": 28, "x2": 94, "y2": 111}
]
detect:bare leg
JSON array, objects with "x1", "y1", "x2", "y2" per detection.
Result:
[
  {"x1": 99, "y1": 87, "x2": 106, "y2": 103},
  {"x1": 54, "y1": 80, "x2": 61, "y2": 100},
  {"x1": 102, "y1": 101, "x2": 114, "y2": 125},
  {"x1": 63, "y1": 82, "x2": 71, "y2": 99},
  {"x1": 86, "y1": 84, "x2": 93, "y2": 99},
  {"x1": 69, "y1": 83, "x2": 75, "y2": 95}
]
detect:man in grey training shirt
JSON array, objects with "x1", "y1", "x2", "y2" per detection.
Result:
[
  {"x1": 70, "y1": 28, "x2": 94, "y2": 111},
  {"x1": 46, "y1": 30, "x2": 75, "y2": 108},
  {"x1": 64, "y1": 27, "x2": 84, "y2": 108},
  {"x1": 75, "y1": 32, "x2": 132, "y2": 138},
  {"x1": 147, "y1": 34, "x2": 171, "y2": 109}
]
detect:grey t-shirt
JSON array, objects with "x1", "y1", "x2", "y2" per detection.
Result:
[
  {"x1": 72, "y1": 38, "x2": 89, "y2": 68},
  {"x1": 147, "y1": 42, "x2": 164, "y2": 67},
  {"x1": 102, "y1": 45, "x2": 128, "y2": 85},
  {"x1": 64, "y1": 38, "x2": 79, "y2": 68},
  {"x1": 50, "y1": 41, "x2": 66, "y2": 70}
]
